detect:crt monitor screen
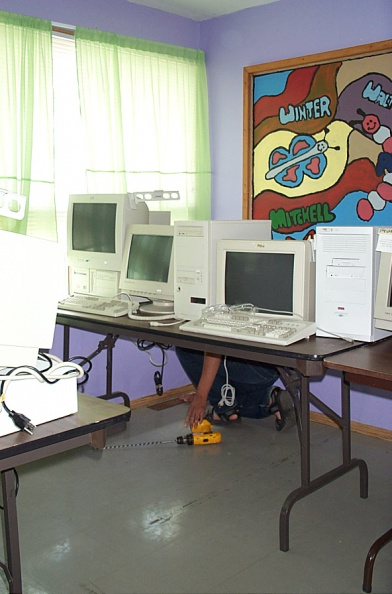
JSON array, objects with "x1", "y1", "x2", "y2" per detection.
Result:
[
  {"x1": 120, "y1": 224, "x2": 175, "y2": 313},
  {"x1": 225, "y1": 251, "x2": 294, "y2": 314},
  {"x1": 72, "y1": 203, "x2": 116, "y2": 253},
  {"x1": 126, "y1": 234, "x2": 173, "y2": 283},
  {"x1": 66, "y1": 193, "x2": 149, "y2": 272},
  {"x1": 216, "y1": 239, "x2": 315, "y2": 321}
]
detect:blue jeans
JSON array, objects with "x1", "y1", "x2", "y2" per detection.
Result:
[{"x1": 175, "y1": 347, "x2": 279, "y2": 419}]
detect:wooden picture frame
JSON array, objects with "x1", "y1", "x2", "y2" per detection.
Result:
[{"x1": 243, "y1": 40, "x2": 392, "y2": 239}]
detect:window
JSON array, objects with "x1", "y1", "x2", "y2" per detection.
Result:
[
  {"x1": 52, "y1": 29, "x2": 211, "y2": 244},
  {"x1": 1, "y1": 14, "x2": 210, "y2": 252},
  {"x1": 52, "y1": 33, "x2": 87, "y2": 249},
  {"x1": 74, "y1": 27, "x2": 211, "y2": 222}
]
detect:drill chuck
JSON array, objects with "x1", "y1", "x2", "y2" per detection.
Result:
[
  {"x1": 175, "y1": 434, "x2": 194, "y2": 445},
  {"x1": 175, "y1": 431, "x2": 222, "y2": 445}
]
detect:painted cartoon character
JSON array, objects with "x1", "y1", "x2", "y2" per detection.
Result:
[
  {"x1": 350, "y1": 108, "x2": 392, "y2": 221},
  {"x1": 266, "y1": 128, "x2": 340, "y2": 188}
]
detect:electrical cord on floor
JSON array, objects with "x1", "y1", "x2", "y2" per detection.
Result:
[{"x1": 136, "y1": 340, "x2": 171, "y2": 396}]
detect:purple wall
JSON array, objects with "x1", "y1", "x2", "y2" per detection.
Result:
[
  {"x1": 3, "y1": 0, "x2": 392, "y2": 429},
  {"x1": 0, "y1": 0, "x2": 200, "y2": 47},
  {"x1": 201, "y1": 0, "x2": 392, "y2": 219},
  {"x1": 200, "y1": 0, "x2": 392, "y2": 430}
]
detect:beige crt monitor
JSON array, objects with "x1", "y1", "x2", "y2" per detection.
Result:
[
  {"x1": 119, "y1": 224, "x2": 175, "y2": 314},
  {"x1": 67, "y1": 193, "x2": 149, "y2": 297},
  {"x1": 216, "y1": 238, "x2": 315, "y2": 321},
  {"x1": 374, "y1": 250, "x2": 392, "y2": 331}
]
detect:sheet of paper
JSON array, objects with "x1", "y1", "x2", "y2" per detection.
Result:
[{"x1": 376, "y1": 228, "x2": 392, "y2": 252}]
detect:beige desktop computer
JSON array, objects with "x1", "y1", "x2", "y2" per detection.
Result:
[
  {"x1": 174, "y1": 219, "x2": 271, "y2": 320},
  {"x1": 315, "y1": 226, "x2": 392, "y2": 342}
]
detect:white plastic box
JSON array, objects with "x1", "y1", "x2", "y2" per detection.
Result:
[{"x1": 0, "y1": 360, "x2": 79, "y2": 437}]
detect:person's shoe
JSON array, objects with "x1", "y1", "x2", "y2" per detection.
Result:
[
  {"x1": 204, "y1": 403, "x2": 241, "y2": 424},
  {"x1": 269, "y1": 387, "x2": 297, "y2": 431}
]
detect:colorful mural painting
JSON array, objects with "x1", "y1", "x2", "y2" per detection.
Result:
[{"x1": 243, "y1": 40, "x2": 392, "y2": 239}]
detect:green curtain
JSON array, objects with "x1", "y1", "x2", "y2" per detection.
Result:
[
  {"x1": 75, "y1": 27, "x2": 211, "y2": 221},
  {"x1": 0, "y1": 11, "x2": 57, "y2": 240}
]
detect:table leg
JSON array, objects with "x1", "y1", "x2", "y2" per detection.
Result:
[
  {"x1": 362, "y1": 527, "x2": 392, "y2": 593},
  {"x1": 62, "y1": 328, "x2": 130, "y2": 408},
  {"x1": 279, "y1": 373, "x2": 368, "y2": 552},
  {"x1": 279, "y1": 374, "x2": 310, "y2": 552},
  {"x1": 99, "y1": 336, "x2": 130, "y2": 407},
  {"x1": 83, "y1": 335, "x2": 130, "y2": 408},
  {"x1": 63, "y1": 325, "x2": 70, "y2": 361},
  {"x1": 90, "y1": 429, "x2": 107, "y2": 450},
  {"x1": 1, "y1": 469, "x2": 22, "y2": 593},
  {"x1": 342, "y1": 374, "x2": 368, "y2": 499}
]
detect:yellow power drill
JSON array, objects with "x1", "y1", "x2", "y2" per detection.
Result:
[{"x1": 175, "y1": 418, "x2": 222, "y2": 445}]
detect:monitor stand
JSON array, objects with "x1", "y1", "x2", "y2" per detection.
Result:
[{"x1": 138, "y1": 300, "x2": 174, "y2": 316}]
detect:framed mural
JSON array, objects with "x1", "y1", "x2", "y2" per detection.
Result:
[{"x1": 243, "y1": 40, "x2": 392, "y2": 239}]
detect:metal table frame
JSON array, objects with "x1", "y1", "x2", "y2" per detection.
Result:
[
  {"x1": 325, "y1": 337, "x2": 392, "y2": 593},
  {"x1": 57, "y1": 309, "x2": 368, "y2": 552},
  {"x1": 0, "y1": 394, "x2": 130, "y2": 593}
]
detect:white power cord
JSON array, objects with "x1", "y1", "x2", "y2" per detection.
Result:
[
  {"x1": 315, "y1": 326, "x2": 355, "y2": 343},
  {"x1": 0, "y1": 353, "x2": 84, "y2": 435},
  {"x1": 150, "y1": 319, "x2": 185, "y2": 327},
  {"x1": 217, "y1": 356, "x2": 236, "y2": 408},
  {"x1": 0, "y1": 354, "x2": 84, "y2": 398},
  {"x1": 128, "y1": 312, "x2": 178, "y2": 321}
]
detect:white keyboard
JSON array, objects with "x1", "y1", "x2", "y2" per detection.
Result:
[
  {"x1": 58, "y1": 295, "x2": 128, "y2": 318},
  {"x1": 179, "y1": 315, "x2": 317, "y2": 346}
]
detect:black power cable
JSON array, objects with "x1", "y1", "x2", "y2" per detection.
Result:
[
  {"x1": 136, "y1": 340, "x2": 170, "y2": 396},
  {"x1": 68, "y1": 356, "x2": 93, "y2": 387}
]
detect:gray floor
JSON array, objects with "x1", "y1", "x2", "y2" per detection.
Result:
[{"x1": 1, "y1": 402, "x2": 391, "y2": 594}]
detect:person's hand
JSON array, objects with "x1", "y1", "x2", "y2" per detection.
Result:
[{"x1": 184, "y1": 393, "x2": 208, "y2": 428}]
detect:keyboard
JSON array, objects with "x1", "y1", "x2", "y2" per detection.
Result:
[
  {"x1": 179, "y1": 315, "x2": 317, "y2": 346},
  {"x1": 58, "y1": 295, "x2": 128, "y2": 318}
]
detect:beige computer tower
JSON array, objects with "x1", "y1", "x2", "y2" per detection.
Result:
[{"x1": 174, "y1": 219, "x2": 271, "y2": 320}]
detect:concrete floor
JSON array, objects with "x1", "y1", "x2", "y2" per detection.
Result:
[{"x1": 1, "y1": 402, "x2": 391, "y2": 594}]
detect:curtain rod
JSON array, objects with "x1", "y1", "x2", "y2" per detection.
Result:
[{"x1": 52, "y1": 22, "x2": 75, "y2": 36}]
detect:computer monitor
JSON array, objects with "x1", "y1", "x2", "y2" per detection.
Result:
[
  {"x1": 0, "y1": 231, "x2": 61, "y2": 367},
  {"x1": 67, "y1": 193, "x2": 149, "y2": 297},
  {"x1": 120, "y1": 224, "x2": 175, "y2": 314},
  {"x1": 216, "y1": 239, "x2": 315, "y2": 321},
  {"x1": 374, "y1": 250, "x2": 392, "y2": 331}
]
